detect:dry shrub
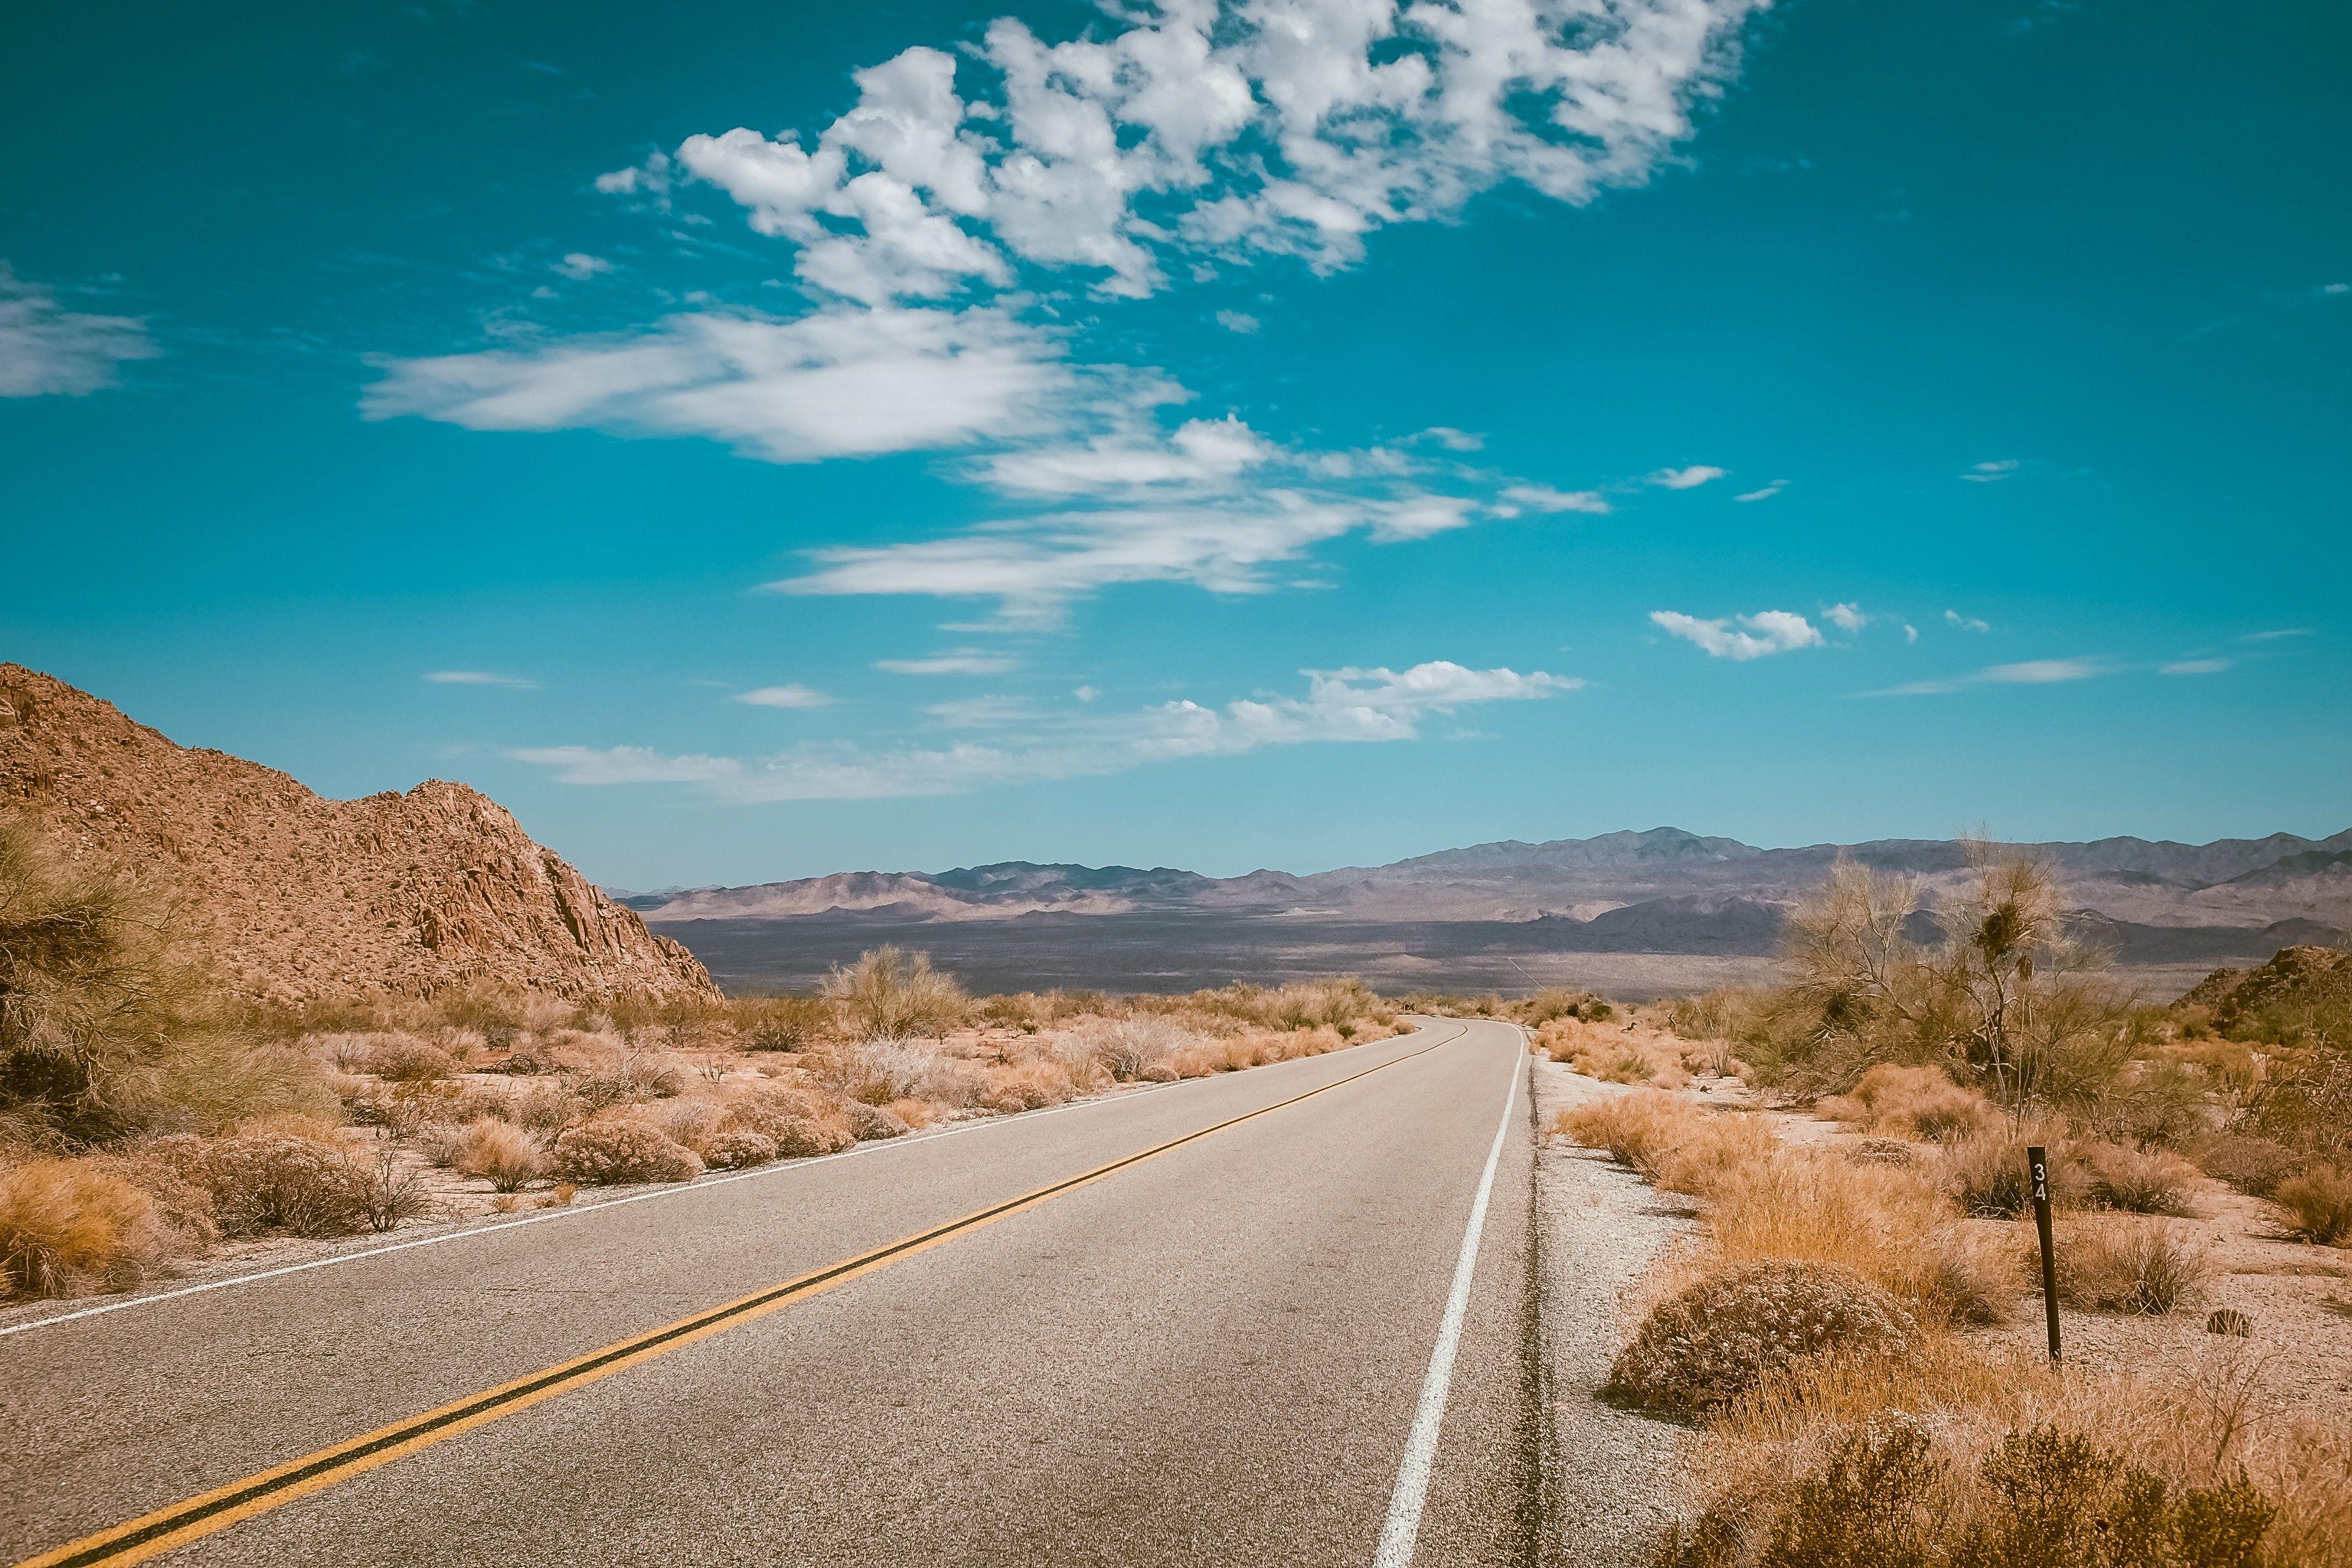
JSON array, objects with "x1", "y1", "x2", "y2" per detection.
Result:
[
  {"x1": 508, "y1": 1082, "x2": 583, "y2": 1137},
  {"x1": 847, "y1": 1101, "x2": 909, "y2": 1141},
  {"x1": 0, "y1": 1158, "x2": 171, "y2": 1298},
  {"x1": 413, "y1": 1122, "x2": 467, "y2": 1169},
  {"x1": 550, "y1": 1122, "x2": 703, "y2": 1185},
  {"x1": 699, "y1": 1129, "x2": 778, "y2": 1169},
  {"x1": 1817, "y1": 1064, "x2": 1997, "y2": 1143},
  {"x1": 1057, "y1": 1015, "x2": 1200, "y2": 1080},
  {"x1": 1609, "y1": 1259, "x2": 1916, "y2": 1416},
  {"x1": 454, "y1": 1117, "x2": 545, "y2": 1192},
  {"x1": 2056, "y1": 1219, "x2": 2214, "y2": 1315},
  {"x1": 331, "y1": 1033, "x2": 459, "y2": 1083},
  {"x1": 358, "y1": 1147, "x2": 434, "y2": 1231},
  {"x1": 809, "y1": 1037, "x2": 984, "y2": 1108},
  {"x1": 723, "y1": 1085, "x2": 855, "y2": 1158},
  {"x1": 2076, "y1": 1141, "x2": 2201, "y2": 1217},
  {"x1": 735, "y1": 995, "x2": 832, "y2": 1052},
  {"x1": 149, "y1": 1132, "x2": 372, "y2": 1237},
  {"x1": 823, "y1": 946, "x2": 967, "y2": 1040},
  {"x1": 978, "y1": 1060, "x2": 1079, "y2": 1113},
  {"x1": 2193, "y1": 1134, "x2": 2303, "y2": 1199},
  {"x1": 2273, "y1": 1166, "x2": 2352, "y2": 1245}
]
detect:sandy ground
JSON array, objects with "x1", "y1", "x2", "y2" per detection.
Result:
[{"x1": 1530, "y1": 1052, "x2": 1699, "y2": 1565}]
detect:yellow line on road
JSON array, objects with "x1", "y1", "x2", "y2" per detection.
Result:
[{"x1": 16, "y1": 1024, "x2": 1469, "y2": 1568}]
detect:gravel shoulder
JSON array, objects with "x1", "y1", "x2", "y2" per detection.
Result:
[{"x1": 1529, "y1": 1054, "x2": 1699, "y2": 1567}]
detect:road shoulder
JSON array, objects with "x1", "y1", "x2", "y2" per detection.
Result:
[{"x1": 1529, "y1": 1054, "x2": 1697, "y2": 1567}]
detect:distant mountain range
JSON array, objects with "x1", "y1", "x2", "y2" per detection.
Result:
[{"x1": 616, "y1": 826, "x2": 2352, "y2": 937}]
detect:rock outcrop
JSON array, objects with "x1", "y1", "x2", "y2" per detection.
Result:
[
  {"x1": 2178, "y1": 944, "x2": 2352, "y2": 1027},
  {"x1": 0, "y1": 664, "x2": 717, "y2": 1005}
]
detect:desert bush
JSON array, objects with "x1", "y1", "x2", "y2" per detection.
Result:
[
  {"x1": 507, "y1": 1082, "x2": 583, "y2": 1137},
  {"x1": 0, "y1": 1158, "x2": 171, "y2": 1298},
  {"x1": 807, "y1": 1036, "x2": 985, "y2": 1107},
  {"x1": 0, "y1": 817, "x2": 330, "y2": 1146},
  {"x1": 2273, "y1": 1166, "x2": 2352, "y2": 1245},
  {"x1": 454, "y1": 1117, "x2": 546, "y2": 1192},
  {"x1": 2057, "y1": 1219, "x2": 2213, "y2": 1315},
  {"x1": 341, "y1": 1033, "x2": 460, "y2": 1083},
  {"x1": 2193, "y1": 1134, "x2": 2303, "y2": 1199},
  {"x1": 164, "y1": 1132, "x2": 372, "y2": 1237},
  {"x1": 723, "y1": 1086, "x2": 856, "y2": 1159},
  {"x1": 978, "y1": 1060, "x2": 1079, "y2": 1113},
  {"x1": 847, "y1": 1101, "x2": 909, "y2": 1141},
  {"x1": 2075, "y1": 1141, "x2": 2200, "y2": 1217},
  {"x1": 1061, "y1": 1015, "x2": 1199, "y2": 1080},
  {"x1": 1520, "y1": 987, "x2": 1615, "y2": 1026},
  {"x1": 1607, "y1": 1259, "x2": 1916, "y2": 1416},
  {"x1": 358, "y1": 1147, "x2": 434, "y2": 1231},
  {"x1": 736, "y1": 995, "x2": 832, "y2": 1053},
  {"x1": 550, "y1": 1122, "x2": 703, "y2": 1185},
  {"x1": 413, "y1": 1121, "x2": 467, "y2": 1169},
  {"x1": 823, "y1": 946, "x2": 968, "y2": 1040},
  {"x1": 1818, "y1": 1063, "x2": 1997, "y2": 1143},
  {"x1": 698, "y1": 1129, "x2": 778, "y2": 1169}
]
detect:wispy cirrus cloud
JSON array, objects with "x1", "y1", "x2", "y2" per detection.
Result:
[
  {"x1": 875, "y1": 648, "x2": 1019, "y2": 676},
  {"x1": 1650, "y1": 609, "x2": 1825, "y2": 661},
  {"x1": 1959, "y1": 459, "x2": 2019, "y2": 483},
  {"x1": 1648, "y1": 464, "x2": 1727, "y2": 490},
  {"x1": 0, "y1": 263, "x2": 159, "y2": 397},
  {"x1": 2159, "y1": 657, "x2": 2232, "y2": 676},
  {"x1": 734, "y1": 683, "x2": 830, "y2": 708},
  {"x1": 1944, "y1": 609, "x2": 1992, "y2": 633},
  {"x1": 1733, "y1": 479, "x2": 1786, "y2": 502},
  {"x1": 510, "y1": 659, "x2": 1577, "y2": 801},
  {"x1": 425, "y1": 669, "x2": 540, "y2": 689},
  {"x1": 1861, "y1": 657, "x2": 2112, "y2": 698}
]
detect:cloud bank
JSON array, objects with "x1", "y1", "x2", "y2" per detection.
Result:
[{"x1": 510, "y1": 659, "x2": 1576, "y2": 800}]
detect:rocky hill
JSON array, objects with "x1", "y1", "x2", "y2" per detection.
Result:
[{"x1": 0, "y1": 664, "x2": 715, "y2": 1006}]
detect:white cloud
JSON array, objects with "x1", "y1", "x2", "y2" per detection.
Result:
[
  {"x1": 365, "y1": 306, "x2": 1069, "y2": 463},
  {"x1": 1072, "y1": 684, "x2": 1099, "y2": 702},
  {"x1": 1497, "y1": 483, "x2": 1610, "y2": 516},
  {"x1": 1903, "y1": 623, "x2": 1919, "y2": 644},
  {"x1": 1215, "y1": 309, "x2": 1260, "y2": 333},
  {"x1": 1422, "y1": 427, "x2": 1484, "y2": 453},
  {"x1": 1648, "y1": 464, "x2": 1727, "y2": 490},
  {"x1": 1863, "y1": 657, "x2": 2111, "y2": 698},
  {"x1": 924, "y1": 693, "x2": 1039, "y2": 728},
  {"x1": 1650, "y1": 609, "x2": 1825, "y2": 662},
  {"x1": 649, "y1": 2, "x2": 1767, "y2": 307},
  {"x1": 1944, "y1": 609, "x2": 1992, "y2": 633},
  {"x1": 2159, "y1": 657, "x2": 2231, "y2": 676},
  {"x1": 0, "y1": 263, "x2": 159, "y2": 397},
  {"x1": 1733, "y1": 479, "x2": 1785, "y2": 502},
  {"x1": 1960, "y1": 459, "x2": 2019, "y2": 483},
  {"x1": 552, "y1": 252, "x2": 615, "y2": 280},
  {"x1": 1822, "y1": 602, "x2": 1865, "y2": 634},
  {"x1": 875, "y1": 648, "x2": 1018, "y2": 675},
  {"x1": 509, "y1": 659, "x2": 1575, "y2": 801},
  {"x1": 2240, "y1": 627, "x2": 2313, "y2": 642},
  {"x1": 734, "y1": 683, "x2": 830, "y2": 708},
  {"x1": 425, "y1": 670, "x2": 540, "y2": 689}
]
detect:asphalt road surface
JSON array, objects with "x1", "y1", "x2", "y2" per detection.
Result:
[{"x1": 2, "y1": 1019, "x2": 1546, "y2": 1567}]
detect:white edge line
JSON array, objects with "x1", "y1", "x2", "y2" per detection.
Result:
[
  {"x1": 1371, "y1": 1032, "x2": 1520, "y2": 1568},
  {"x1": 0, "y1": 1022, "x2": 1450, "y2": 1343}
]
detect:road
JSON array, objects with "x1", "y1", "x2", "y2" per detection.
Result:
[{"x1": 1, "y1": 1019, "x2": 1545, "y2": 1567}]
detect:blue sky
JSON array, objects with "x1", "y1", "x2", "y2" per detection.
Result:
[{"x1": 3, "y1": 0, "x2": 2346, "y2": 888}]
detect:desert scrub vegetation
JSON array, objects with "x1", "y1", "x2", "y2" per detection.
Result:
[{"x1": 2, "y1": 889, "x2": 1409, "y2": 1301}]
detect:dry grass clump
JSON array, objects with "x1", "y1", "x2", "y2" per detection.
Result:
[
  {"x1": 2272, "y1": 1167, "x2": 2352, "y2": 1246},
  {"x1": 1608, "y1": 1259, "x2": 1916, "y2": 1416},
  {"x1": 2193, "y1": 1134, "x2": 2304, "y2": 1200},
  {"x1": 1661, "y1": 1415, "x2": 2278, "y2": 1568},
  {"x1": 1558, "y1": 1092, "x2": 1776, "y2": 1195},
  {"x1": 1056, "y1": 1015, "x2": 1202, "y2": 1081},
  {"x1": 845, "y1": 1101, "x2": 909, "y2": 1141},
  {"x1": 0, "y1": 1158, "x2": 172, "y2": 1298},
  {"x1": 453, "y1": 1117, "x2": 545, "y2": 1192},
  {"x1": 2075, "y1": 1141, "x2": 2202, "y2": 1217},
  {"x1": 550, "y1": 1122, "x2": 703, "y2": 1185},
  {"x1": 1673, "y1": 1338, "x2": 2352, "y2": 1568},
  {"x1": 1817, "y1": 1064, "x2": 1997, "y2": 1143},
  {"x1": 1936, "y1": 1134, "x2": 2072, "y2": 1220},
  {"x1": 721, "y1": 1085, "x2": 855, "y2": 1159},
  {"x1": 2055, "y1": 1219, "x2": 2214, "y2": 1315}
]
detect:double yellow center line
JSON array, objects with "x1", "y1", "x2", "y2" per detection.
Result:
[{"x1": 18, "y1": 1024, "x2": 1463, "y2": 1567}]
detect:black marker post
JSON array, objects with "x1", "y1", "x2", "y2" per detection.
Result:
[{"x1": 2028, "y1": 1143, "x2": 2061, "y2": 1362}]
